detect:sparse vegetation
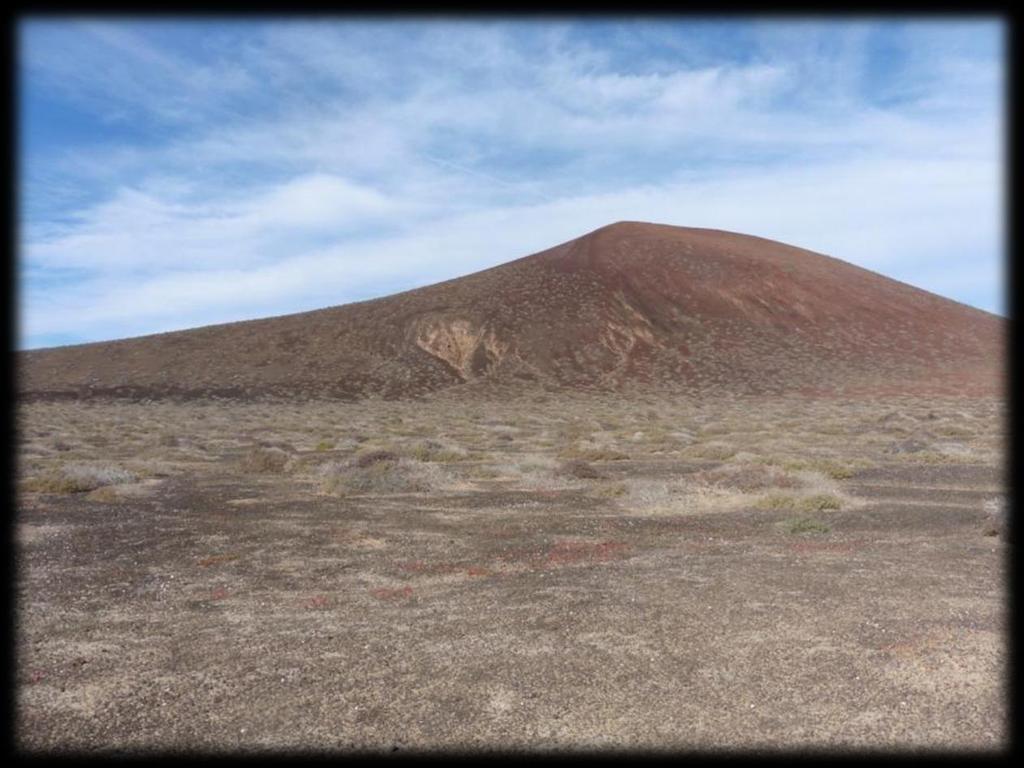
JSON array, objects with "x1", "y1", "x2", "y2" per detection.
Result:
[
  {"x1": 21, "y1": 463, "x2": 138, "y2": 494},
  {"x1": 405, "y1": 440, "x2": 469, "y2": 463},
  {"x1": 780, "y1": 516, "x2": 831, "y2": 534},
  {"x1": 684, "y1": 441, "x2": 737, "y2": 461},
  {"x1": 14, "y1": 388, "x2": 1006, "y2": 750},
  {"x1": 239, "y1": 445, "x2": 292, "y2": 474},
  {"x1": 317, "y1": 456, "x2": 450, "y2": 495},
  {"x1": 558, "y1": 444, "x2": 629, "y2": 461},
  {"x1": 557, "y1": 459, "x2": 604, "y2": 479},
  {"x1": 692, "y1": 462, "x2": 799, "y2": 492},
  {"x1": 756, "y1": 492, "x2": 842, "y2": 512}
]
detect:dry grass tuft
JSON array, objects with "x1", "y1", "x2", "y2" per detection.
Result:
[
  {"x1": 756, "y1": 492, "x2": 842, "y2": 512},
  {"x1": 557, "y1": 459, "x2": 605, "y2": 480},
  {"x1": 405, "y1": 440, "x2": 469, "y2": 463},
  {"x1": 317, "y1": 457, "x2": 451, "y2": 496},
  {"x1": 86, "y1": 486, "x2": 121, "y2": 503},
  {"x1": 779, "y1": 516, "x2": 831, "y2": 534},
  {"x1": 239, "y1": 446, "x2": 292, "y2": 474},
  {"x1": 591, "y1": 481, "x2": 628, "y2": 498},
  {"x1": 684, "y1": 441, "x2": 737, "y2": 461},
  {"x1": 353, "y1": 449, "x2": 400, "y2": 468},
  {"x1": 692, "y1": 462, "x2": 799, "y2": 492},
  {"x1": 21, "y1": 463, "x2": 139, "y2": 494}
]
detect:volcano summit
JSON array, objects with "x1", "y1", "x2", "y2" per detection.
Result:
[{"x1": 19, "y1": 221, "x2": 1004, "y2": 401}]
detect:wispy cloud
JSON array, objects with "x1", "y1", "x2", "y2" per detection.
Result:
[{"x1": 19, "y1": 18, "x2": 1004, "y2": 348}]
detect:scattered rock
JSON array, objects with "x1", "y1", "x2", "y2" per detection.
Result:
[
  {"x1": 885, "y1": 438, "x2": 928, "y2": 454},
  {"x1": 982, "y1": 497, "x2": 1005, "y2": 538}
]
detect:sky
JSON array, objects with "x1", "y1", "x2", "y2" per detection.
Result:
[{"x1": 18, "y1": 17, "x2": 1005, "y2": 349}]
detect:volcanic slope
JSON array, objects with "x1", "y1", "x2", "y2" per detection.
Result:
[{"x1": 19, "y1": 222, "x2": 1004, "y2": 400}]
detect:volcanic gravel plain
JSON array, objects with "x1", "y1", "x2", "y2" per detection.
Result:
[{"x1": 16, "y1": 390, "x2": 1006, "y2": 753}]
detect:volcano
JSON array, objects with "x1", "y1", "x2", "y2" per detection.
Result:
[{"x1": 18, "y1": 221, "x2": 1004, "y2": 401}]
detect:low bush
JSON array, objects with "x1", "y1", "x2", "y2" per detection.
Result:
[
  {"x1": 405, "y1": 440, "x2": 469, "y2": 463},
  {"x1": 781, "y1": 517, "x2": 831, "y2": 534},
  {"x1": 780, "y1": 458, "x2": 859, "y2": 479},
  {"x1": 756, "y1": 492, "x2": 842, "y2": 512},
  {"x1": 353, "y1": 449, "x2": 400, "y2": 468},
  {"x1": 239, "y1": 446, "x2": 292, "y2": 474},
  {"x1": 557, "y1": 459, "x2": 604, "y2": 479},
  {"x1": 693, "y1": 463, "x2": 799, "y2": 492},
  {"x1": 558, "y1": 445, "x2": 629, "y2": 461},
  {"x1": 21, "y1": 463, "x2": 138, "y2": 494},
  {"x1": 317, "y1": 457, "x2": 449, "y2": 495},
  {"x1": 592, "y1": 482, "x2": 628, "y2": 498},
  {"x1": 684, "y1": 442, "x2": 737, "y2": 461}
]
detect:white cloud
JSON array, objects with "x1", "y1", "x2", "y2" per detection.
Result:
[{"x1": 20, "y1": 148, "x2": 1003, "y2": 344}]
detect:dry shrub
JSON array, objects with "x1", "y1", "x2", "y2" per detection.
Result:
[
  {"x1": 592, "y1": 482, "x2": 627, "y2": 498},
  {"x1": 684, "y1": 441, "x2": 736, "y2": 461},
  {"x1": 557, "y1": 459, "x2": 604, "y2": 480},
  {"x1": 86, "y1": 486, "x2": 121, "y2": 503},
  {"x1": 618, "y1": 478, "x2": 753, "y2": 516},
  {"x1": 491, "y1": 456, "x2": 586, "y2": 491},
  {"x1": 756, "y1": 456, "x2": 868, "y2": 480},
  {"x1": 354, "y1": 449, "x2": 399, "y2": 468},
  {"x1": 317, "y1": 457, "x2": 450, "y2": 495},
  {"x1": 405, "y1": 440, "x2": 468, "y2": 463},
  {"x1": 239, "y1": 446, "x2": 292, "y2": 474},
  {"x1": 780, "y1": 516, "x2": 831, "y2": 534},
  {"x1": 558, "y1": 444, "x2": 629, "y2": 461},
  {"x1": 693, "y1": 462, "x2": 799, "y2": 492},
  {"x1": 22, "y1": 463, "x2": 138, "y2": 494},
  {"x1": 756, "y1": 492, "x2": 842, "y2": 512}
]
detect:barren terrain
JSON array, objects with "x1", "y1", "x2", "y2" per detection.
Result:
[
  {"x1": 16, "y1": 391, "x2": 1007, "y2": 752},
  {"x1": 15, "y1": 222, "x2": 1007, "y2": 752},
  {"x1": 18, "y1": 222, "x2": 1005, "y2": 401}
]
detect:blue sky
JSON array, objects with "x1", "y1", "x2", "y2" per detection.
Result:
[{"x1": 19, "y1": 18, "x2": 1005, "y2": 349}]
